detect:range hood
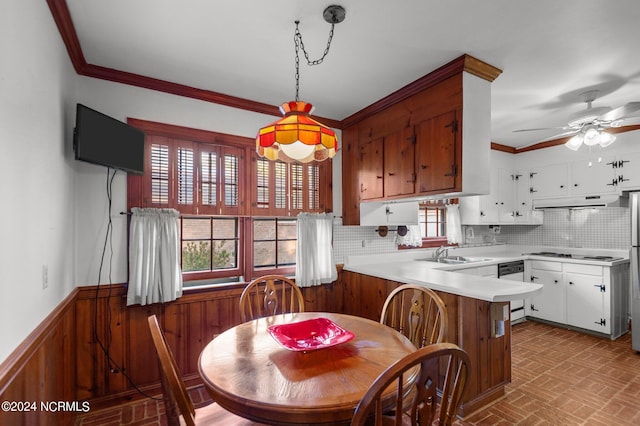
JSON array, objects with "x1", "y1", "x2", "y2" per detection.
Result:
[{"x1": 533, "y1": 194, "x2": 628, "y2": 210}]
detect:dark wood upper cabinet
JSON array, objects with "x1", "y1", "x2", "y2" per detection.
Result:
[
  {"x1": 341, "y1": 56, "x2": 500, "y2": 225},
  {"x1": 384, "y1": 127, "x2": 416, "y2": 197},
  {"x1": 415, "y1": 110, "x2": 459, "y2": 194}
]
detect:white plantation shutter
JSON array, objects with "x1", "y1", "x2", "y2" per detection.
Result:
[{"x1": 150, "y1": 143, "x2": 169, "y2": 205}]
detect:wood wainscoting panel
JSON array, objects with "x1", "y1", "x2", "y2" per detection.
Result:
[
  {"x1": 0, "y1": 277, "x2": 349, "y2": 422},
  {"x1": 0, "y1": 289, "x2": 78, "y2": 426}
]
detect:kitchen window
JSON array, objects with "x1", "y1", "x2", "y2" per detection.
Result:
[
  {"x1": 126, "y1": 119, "x2": 331, "y2": 285},
  {"x1": 253, "y1": 218, "x2": 297, "y2": 276},
  {"x1": 416, "y1": 201, "x2": 448, "y2": 248}
]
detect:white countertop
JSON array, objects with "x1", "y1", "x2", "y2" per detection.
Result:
[{"x1": 343, "y1": 244, "x2": 629, "y2": 303}]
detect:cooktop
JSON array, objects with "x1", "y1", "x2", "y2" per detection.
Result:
[{"x1": 524, "y1": 252, "x2": 623, "y2": 262}]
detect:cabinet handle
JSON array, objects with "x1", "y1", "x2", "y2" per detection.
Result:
[
  {"x1": 530, "y1": 172, "x2": 537, "y2": 178},
  {"x1": 554, "y1": 280, "x2": 558, "y2": 283},
  {"x1": 569, "y1": 281, "x2": 574, "y2": 285},
  {"x1": 420, "y1": 164, "x2": 427, "y2": 170},
  {"x1": 594, "y1": 318, "x2": 606, "y2": 326},
  {"x1": 530, "y1": 275, "x2": 538, "y2": 282},
  {"x1": 388, "y1": 172, "x2": 395, "y2": 176},
  {"x1": 618, "y1": 175, "x2": 629, "y2": 184},
  {"x1": 594, "y1": 284, "x2": 606, "y2": 292},
  {"x1": 560, "y1": 185, "x2": 564, "y2": 188},
  {"x1": 480, "y1": 211, "x2": 485, "y2": 216},
  {"x1": 360, "y1": 184, "x2": 366, "y2": 192},
  {"x1": 529, "y1": 187, "x2": 537, "y2": 194},
  {"x1": 607, "y1": 178, "x2": 618, "y2": 187},
  {"x1": 376, "y1": 175, "x2": 383, "y2": 179},
  {"x1": 574, "y1": 183, "x2": 578, "y2": 187},
  {"x1": 530, "y1": 304, "x2": 538, "y2": 312}
]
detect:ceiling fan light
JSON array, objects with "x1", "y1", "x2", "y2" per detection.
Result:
[
  {"x1": 598, "y1": 131, "x2": 616, "y2": 147},
  {"x1": 565, "y1": 134, "x2": 583, "y2": 151},
  {"x1": 583, "y1": 127, "x2": 601, "y2": 146}
]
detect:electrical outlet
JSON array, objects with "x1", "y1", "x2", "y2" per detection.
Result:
[{"x1": 42, "y1": 264, "x2": 48, "y2": 289}]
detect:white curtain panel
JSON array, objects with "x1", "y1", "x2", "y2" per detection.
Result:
[
  {"x1": 446, "y1": 204, "x2": 463, "y2": 245},
  {"x1": 127, "y1": 208, "x2": 183, "y2": 306},
  {"x1": 295, "y1": 213, "x2": 337, "y2": 287},
  {"x1": 396, "y1": 225, "x2": 423, "y2": 247}
]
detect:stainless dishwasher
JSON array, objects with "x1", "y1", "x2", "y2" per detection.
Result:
[{"x1": 497, "y1": 260, "x2": 525, "y2": 324}]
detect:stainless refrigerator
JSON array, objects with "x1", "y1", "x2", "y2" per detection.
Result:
[{"x1": 632, "y1": 192, "x2": 640, "y2": 351}]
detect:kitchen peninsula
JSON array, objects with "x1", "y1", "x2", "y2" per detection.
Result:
[
  {"x1": 342, "y1": 250, "x2": 542, "y2": 415},
  {"x1": 342, "y1": 245, "x2": 629, "y2": 416}
]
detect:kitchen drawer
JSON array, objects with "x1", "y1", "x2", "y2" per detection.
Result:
[
  {"x1": 528, "y1": 260, "x2": 562, "y2": 271},
  {"x1": 564, "y1": 263, "x2": 603, "y2": 276}
]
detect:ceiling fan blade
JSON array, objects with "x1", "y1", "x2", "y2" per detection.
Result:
[
  {"x1": 547, "y1": 129, "x2": 579, "y2": 139},
  {"x1": 512, "y1": 126, "x2": 567, "y2": 133},
  {"x1": 599, "y1": 102, "x2": 640, "y2": 122}
]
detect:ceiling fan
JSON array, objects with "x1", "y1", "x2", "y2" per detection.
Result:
[{"x1": 514, "y1": 90, "x2": 640, "y2": 150}]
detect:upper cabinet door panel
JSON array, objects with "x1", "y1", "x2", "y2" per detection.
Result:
[
  {"x1": 415, "y1": 110, "x2": 458, "y2": 194},
  {"x1": 360, "y1": 137, "x2": 384, "y2": 200},
  {"x1": 570, "y1": 157, "x2": 616, "y2": 195},
  {"x1": 384, "y1": 127, "x2": 416, "y2": 197},
  {"x1": 529, "y1": 163, "x2": 569, "y2": 199}
]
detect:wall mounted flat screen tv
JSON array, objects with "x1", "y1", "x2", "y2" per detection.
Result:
[{"x1": 73, "y1": 103, "x2": 145, "y2": 175}]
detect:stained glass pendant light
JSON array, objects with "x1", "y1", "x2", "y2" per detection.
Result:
[{"x1": 256, "y1": 5, "x2": 345, "y2": 163}]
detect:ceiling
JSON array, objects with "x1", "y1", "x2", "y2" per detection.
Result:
[{"x1": 63, "y1": 0, "x2": 640, "y2": 149}]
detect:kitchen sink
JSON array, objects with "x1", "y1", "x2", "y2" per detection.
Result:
[{"x1": 416, "y1": 256, "x2": 492, "y2": 264}]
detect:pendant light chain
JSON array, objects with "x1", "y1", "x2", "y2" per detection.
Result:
[{"x1": 293, "y1": 20, "x2": 336, "y2": 102}]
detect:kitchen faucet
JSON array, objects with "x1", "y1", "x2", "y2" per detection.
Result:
[{"x1": 432, "y1": 245, "x2": 450, "y2": 260}]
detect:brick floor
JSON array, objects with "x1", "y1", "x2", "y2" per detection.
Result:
[{"x1": 76, "y1": 321, "x2": 640, "y2": 425}]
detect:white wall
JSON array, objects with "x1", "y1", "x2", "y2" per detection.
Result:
[
  {"x1": 0, "y1": 2, "x2": 77, "y2": 363},
  {"x1": 73, "y1": 78, "x2": 344, "y2": 286}
]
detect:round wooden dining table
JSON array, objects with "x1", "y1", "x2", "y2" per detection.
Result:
[{"x1": 198, "y1": 312, "x2": 417, "y2": 425}]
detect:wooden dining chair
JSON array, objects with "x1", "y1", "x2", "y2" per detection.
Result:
[
  {"x1": 380, "y1": 284, "x2": 448, "y2": 348},
  {"x1": 147, "y1": 315, "x2": 266, "y2": 426},
  {"x1": 351, "y1": 342, "x2": 471, "y2": 426},
  {"x1": 238, "y1": 275, "x2": 305, "y2": 322}
]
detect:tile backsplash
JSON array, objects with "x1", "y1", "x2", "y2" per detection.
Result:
[{"x1": 332, "y1": 207, "x2": 630, "y2": 264}]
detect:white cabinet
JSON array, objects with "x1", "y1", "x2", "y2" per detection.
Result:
[
  {"x1": 525, "y1": 260, "x2": 628, "y2": 339},
  {"x1": 569, "y1": 157, "x2": 616, "y2": 195},
  {"x1": 529, "y1": 158, "x2": 618, "y2": 199},
  {"x1": 525, "y1": 261, "x2": 564, "y2": 323},
  {"x1": 460, "y1": 168, "x2": 541, "y2": 225},
  {"x1": 360, "y1": 201, "x2": 419, "y2": 226},
  {"x1": 529, "y1": 163, "x2": 569, "y2": 199},
  {"x1": 514, "y1": 170, "x2": 543, "y2": 224},
  {"x1": 565, "y1": 264, "x2": 609, "y2": 333}
]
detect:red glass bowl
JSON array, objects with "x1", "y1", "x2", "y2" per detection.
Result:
[{"x1": 268, "y1": 317, "x2": 355, "y2": 351}]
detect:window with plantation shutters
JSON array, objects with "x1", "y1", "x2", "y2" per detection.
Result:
[
  {"x1": 128, "y1": 118, "x2": 332, "y2": 284},
  {"x1": 252, "y1": 159, "x2": 329, "y2": 216}
]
